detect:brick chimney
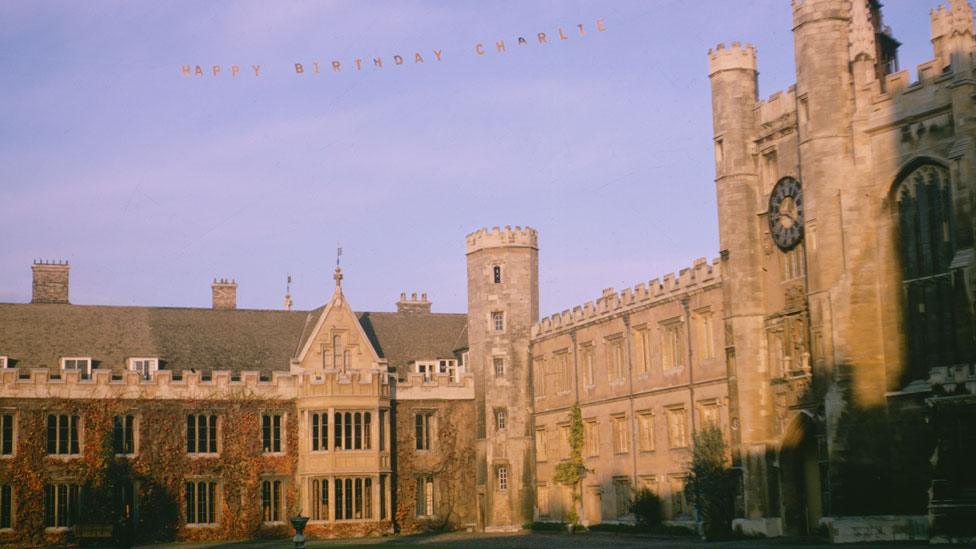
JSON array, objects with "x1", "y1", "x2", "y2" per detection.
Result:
[
  {"x1": 396, "y1": 292, "x2": 431, "y2": 314},
  {"x1": 211, "y1": 278, "x2": 237, "y2": 310},
  {"x1": 31, "y1": 260, "x2": 70, "y2": 304}
]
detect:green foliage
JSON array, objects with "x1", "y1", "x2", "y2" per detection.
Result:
[
  {"x1": 628, "y1": 488, "x2": 663, "y2": 529},
  {"x1": 551, "y1": 404, "x2": 587, "y2": 527},
  {"x1": 684, "y1": 424, "x2": 735, "y2": 540}
]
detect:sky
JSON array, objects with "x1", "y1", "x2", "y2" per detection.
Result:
[{"x1": 0, "y1": 1, "x2": 951, "y2": 316}]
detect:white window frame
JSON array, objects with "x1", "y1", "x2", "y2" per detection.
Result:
[
  {"x1": 437, "y1": 359, "x2": 458, "y2": 383},
  {"x1": 128, "y1": 357, "x2": 158, "y2": 380},
  {"x1": 497, "y1": 466, "x2": 509, "y2": 492},
  {"x1": 0, "y1": 356, "x2": 8, "y2": 369},
  {"x1": 495, "y1": 409, "x2": 507, "y2": 431},
  {"x1": 60, "y1": 357, "x2": 91, "y2": 379},
  {"x1": 416, "y1": 361, "x2": 437, "y2": 382}
]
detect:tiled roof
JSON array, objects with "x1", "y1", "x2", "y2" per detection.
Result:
[
  {"x1": 0, "y1": 303, "x2": 467, "y2": 374},
  {"x1": 358, "y1": 311, "x2": 468, "y2": 375}
]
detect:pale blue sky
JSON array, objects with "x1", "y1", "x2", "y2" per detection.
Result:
[{"x1": 0, "y1": 1, "x2": 947, "y2": 315}]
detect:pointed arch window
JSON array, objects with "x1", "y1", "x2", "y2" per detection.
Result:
[{"x1": 896, "y1": 163, "x2": 974, "y2": 378}]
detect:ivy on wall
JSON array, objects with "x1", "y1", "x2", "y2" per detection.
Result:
[{"x1": 0, "y1": 396, "x2": 298, "y2": 546}]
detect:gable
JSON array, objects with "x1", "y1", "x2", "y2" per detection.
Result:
[{"x1": 295, "y1": 290, "x2": 381, "y2": 371}]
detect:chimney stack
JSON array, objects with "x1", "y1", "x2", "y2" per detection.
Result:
[
  {"x1": 396, "y1": 291, "x2": 431, "y2": 314},
  {"x1": 31, "y1": 260, "x2": 70, "y2": 304},
  {"x1": 212, "y1": 278, "x2": 237, "y2": 310}
]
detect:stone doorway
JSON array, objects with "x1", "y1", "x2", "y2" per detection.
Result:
[{"x1": 778, "y1": 412, "x2": 823, "y2": 535}]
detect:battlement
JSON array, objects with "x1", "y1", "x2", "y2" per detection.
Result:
[
  {"x1": 756, "y1": 86, "x2": 798, "y2": 128},
  {"x1": 531, "y1": 257, "x2": 721, "y2": 338},
  {"x1": 931, "y1": 1, "x2": 975, "y2": 40},
  {"x1": 33, "y1": 259, "x2": 69, "y2": 266},
  {"x1": 792, "y1": 0, "x2": 850, "y2": 28},
  {"x1": 708, "y1": 42, "x2": 756, "y2": 76},
  {"x1": 0, "y1": 367, "x2": 395, "y2": 401},
  {"x1": 395, "y1": 371, "x2": 475, "y2": 401},
  {"x1": 466, "y1": 225, "x2": 538, "y2": 254}
]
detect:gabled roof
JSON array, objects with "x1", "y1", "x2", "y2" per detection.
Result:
[{"x1": 0, "y1": 302, "x2": 467, "y2": 374}]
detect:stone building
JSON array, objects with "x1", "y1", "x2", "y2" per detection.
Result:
[{"x1": 1, "y1": 0, "x2": 975, "y2": 545}]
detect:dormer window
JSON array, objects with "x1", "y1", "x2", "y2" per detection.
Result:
[
  {"x1": 128, "y1": 358, "x2": 158, "y2": 380},
  {"x1": 61, "y1": 357, "x2": 91, "y2": 380},
  {"x1": 416, "y1": 361, "x2": 436, "y2": 382}
]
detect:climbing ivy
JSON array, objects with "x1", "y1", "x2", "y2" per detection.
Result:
[{"x1": 552, "y1": 403, "x2": 587, "y2": 527}]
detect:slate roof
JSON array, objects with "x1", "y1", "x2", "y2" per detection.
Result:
[{"x1": 0, "y1": 303, "x2": 467, "y2": 374}]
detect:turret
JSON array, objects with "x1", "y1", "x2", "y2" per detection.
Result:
[
  {"x1": 466, "y1": 225, "x2": 539, "y2": 530},
  {"x1": 931, "y1": 0, "x2": 975, "y2": 73}
]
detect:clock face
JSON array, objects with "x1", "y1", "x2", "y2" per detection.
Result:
[{"x1": 768, "y1": 177, "x2": 804, "y2": 251}]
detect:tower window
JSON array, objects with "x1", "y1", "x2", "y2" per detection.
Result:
[
  {"x1": 493, "y1": 357, "x2": 505, "y2": 378},
  {"x1": 493, "y1": 266, "x2": 502, "y2": 284},
  {"x1": 492, "y1": 312, "x2": 505, "y2": 332},
  {"x1": 497, "y1": 466, "x2": 509, "y2": 491},
  {"x1": 495, "y1": 409, "x2": 507, "y2": 431}
]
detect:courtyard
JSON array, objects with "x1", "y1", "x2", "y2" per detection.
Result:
[{"x1": 119, "y1": 531, "x2": 929, "y2": 549}]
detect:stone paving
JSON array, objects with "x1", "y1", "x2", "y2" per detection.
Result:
[{"x1": 130, "y1": 530, "x2": 931, "y2": 549}]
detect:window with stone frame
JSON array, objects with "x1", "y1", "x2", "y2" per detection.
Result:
[
  {"x1": 311, "y1": 411, "x2": 329, "y2": 451},
  {"x1": 495, "y1": 409, "x2": 507, "y2": 432},
  {"x1": 660, "y1": 321, "x2": 685, "y2": 370},
  {"x1": 633, "y1": 327, "x2": 651, "y2": 374},
  {"x1": 556, "y1": 350, "x2": 571, "y2": 392},
  {"x1": 492, "y1": 311, "x2": 505, "y2": 332},
  {"x1": 581, "y1": 343, "x2": 595, "y2": 386},
  {"x1": 611, "y1": 415, "x2": 629, "y2": 454},
  {"x1": 493, "y1": 357, "x2": 505, "y2": 378},
  {"x1": 637, "y1": 410, "x2": 654, "y2": 452},
  {"x1": 47, "y1": 414, "x2": 80, "y2": 455},
  {"x1": 186, "y1": 414, "x2": 218, "y2": 455},
  {"x1": 669, "y1": 476, "x2": 687, "y2": 517},
  {"x1": 781, "y1": 245, "x2": 806, "y2": 281},
  {"x1": 415, "y1": 411, "x2": 434, "y2": 450},
  {"x1": 535, "y1": 428, "x2": 548, "y2": 461},
  {"x1": 559, "y1": 424, "x2": 571, "y2": 459},
  {"x1": 262, "y1": 413, "x2": 283, "y2": 453},
  {"x1": 493, "y1": 265, "x2": 502, "y2": 284},
  {"x1": 699, "y1": 401, "x2": 721, "y2": 428},
  {"x1": 334, "y1": 477, "x2": 373, "y2": 520},
  {"x1": 537, "y1": 483, "x2": 550, "y2": 517},
  {"x1": 584, "y1": 419, "x2": 599, "y2": 457},
  {"x1": 416, "y1": 475, "x2": 435, "y2": 517},
  {"x1": 261, "y1": 478, "x2": 283, "y2": 523},
  {"x1": 694, "y1": 310, "x2": 715, "y2": 360},
  {"x1": 334, "y1": 411, "x2": 372, "y2": 451},
  {"x1": 309, "y1": 478, "x2": 330, "y2": 521},
  {"x1": 613, "y1": 477, "x2": 632, "y2": 518},
  {"x1": 666, "y1": 407, "x2": 688, "y2": 448},
  {"x1": 185, "y1": 480, "x2": 218, "y2": 525},
  {"x1": 1, "y1": 414, "x2": 14, "y2": 456},
  {"x1": 112, "y1": 414, "x2": 136, "y2": 455},
  {"x1": 896, "y1": 163, "x2": 975, "y2": 377},
  {"x1": 44, "y1": 483, "x2": 81, "y2": 527},
  {"x1": 496, "y1": 466, "x2": 509, "y2": 492},
  {"x1": 0, "y1": 484, "x2": 10, "y2": 529},
  {"x1": 606, "y1": 335, "x2": 625, "y2": 381}
]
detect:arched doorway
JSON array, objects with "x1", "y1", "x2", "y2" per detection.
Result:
[{"x1": 777, "y1": 412, "x2": 823, "y2": 535}]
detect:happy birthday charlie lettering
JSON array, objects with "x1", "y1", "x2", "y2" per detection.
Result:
[{"x1": 180, "y1": 19, "x2": 607, "y2": 78}]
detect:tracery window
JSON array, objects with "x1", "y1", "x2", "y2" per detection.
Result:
[{"x1": 896, "y1": 163, "x2": 974, "y2": 377}]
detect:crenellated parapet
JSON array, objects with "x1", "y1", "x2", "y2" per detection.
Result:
[
  {"x1": 531, "y1": 257, "x2": 721, "y2": 338},
  {"x1": 394, "y1": 372, "x2": 475, "y2": 401},
  {"x1": 465, "y1": 225, "x2": 538, "y2": 254},
  {"x1": 708, "y1": 42, "x2": 756, "y2": 76},
  {"x1": 932, "y1": 1, "x2": 975, "y2": 41},
  {"x1": 0, "y1": 367, "x2": 396, "y2": 401},
  {"x1": 792, "y1": 0, "x2": 850, "y2": 28},
  {"x1": 756, "y1": 86, "x2": 798, "y2": 141}
]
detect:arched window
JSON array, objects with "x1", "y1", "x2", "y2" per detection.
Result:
[{"x1": 896, "y1": 163, "x2": 973, "y2": 377}]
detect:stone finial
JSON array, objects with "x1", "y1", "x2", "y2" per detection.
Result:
[{"x1": 31, "y1": 260, "x2": 70, "y2": 304}]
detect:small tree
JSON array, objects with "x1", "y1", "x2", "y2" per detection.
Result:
[
  {"x1": 552, "y1": 404, "x2": 587, "y2": 530},
  {"x1": 629, "y1": 488, "x2": 663, "y2": 530},
  {"x1": 685, "y1": 423, "x2": 735, "y2": 539}
]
